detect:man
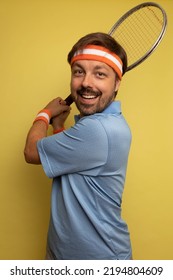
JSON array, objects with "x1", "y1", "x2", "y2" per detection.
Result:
[{"x1": 24, "y1": 32, "x2": 132, "y2": 260}]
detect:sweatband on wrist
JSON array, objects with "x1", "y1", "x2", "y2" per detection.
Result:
[
  {"x1": 53, "y1": 127, "x2": 65, "y2": 134},
  {"x1": 33, "y1": 109, "x2": 52, "y2": 128}
]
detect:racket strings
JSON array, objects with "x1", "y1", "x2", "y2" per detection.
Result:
[{"x1": 110, "y1": 6, "x2": 165, "y2": 67}]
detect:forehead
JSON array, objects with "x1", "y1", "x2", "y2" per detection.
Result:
[{"x1": 72, "y1": 60, "x2": 114, "y2": 71}]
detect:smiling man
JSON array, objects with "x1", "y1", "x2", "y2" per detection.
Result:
[{"x1": 24, "y1": 32, "x2": 132, "y2": 260}]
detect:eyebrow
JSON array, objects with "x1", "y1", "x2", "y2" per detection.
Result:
[{"x1": 94, "y1": 65, "x2": 109, "y2": 70}]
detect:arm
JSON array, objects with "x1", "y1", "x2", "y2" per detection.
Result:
[
  {"x1": 36, "y1": 117, "x2": 109, "y2": 178},
  {"x1": 24, "y1": 97, "x2": 71, "y2": 164}
]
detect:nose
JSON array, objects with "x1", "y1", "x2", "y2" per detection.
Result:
[{"x1": 82, "y1": 73, "x2": 93, "y2": 88}]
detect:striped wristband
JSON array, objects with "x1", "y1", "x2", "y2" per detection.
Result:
[{"x1": 33, "y1": 109, "x2": 52, "y2": 128}]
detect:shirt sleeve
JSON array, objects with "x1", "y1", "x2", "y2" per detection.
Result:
[{"x1": 37, "y1": 117, "x2": 108, "y2": 178}]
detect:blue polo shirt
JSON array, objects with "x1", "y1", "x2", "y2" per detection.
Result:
[{"x1": 37, "y1": 101, "x2": 132, "y2": 259}]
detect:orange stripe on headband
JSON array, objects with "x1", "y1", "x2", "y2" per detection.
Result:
[{"x1": 71, "y1": 45, "x2": 123, "y2": 79}]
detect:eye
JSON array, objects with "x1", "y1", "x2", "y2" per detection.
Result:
[
  {"x1": 96, "y1": 72, "x2": 107, "y2": 78},
  {"x1": 72, "y1": 68, "x2": 84, "y2": 77}
]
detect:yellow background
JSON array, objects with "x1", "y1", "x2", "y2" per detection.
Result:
[{"x1": 0, "y1": 0, "x2": 172, "y2": 260}]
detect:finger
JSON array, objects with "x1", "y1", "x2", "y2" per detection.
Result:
[
  {"x1": 59, "y1": 100, "x2": 67, "y2": 105},
  {"x1": 59, "y1": 104, "x2": 71, "y2": 113}
]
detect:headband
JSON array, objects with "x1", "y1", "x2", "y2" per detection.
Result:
[{"x1": 70, "y1": 45, "x2": 123, "y2": 79}]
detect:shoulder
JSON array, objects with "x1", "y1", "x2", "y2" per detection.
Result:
[{"x1": 73, "y1": 115, "x2": 107, "y2": 136}]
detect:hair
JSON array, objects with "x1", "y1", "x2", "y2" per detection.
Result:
[{"x1": 67, "y1": 32, "x2": 128, "y2": 76}]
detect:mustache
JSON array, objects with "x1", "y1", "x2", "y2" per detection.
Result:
[{"x1": 77, "y1": 86, "x2": 101, "y2": 96}]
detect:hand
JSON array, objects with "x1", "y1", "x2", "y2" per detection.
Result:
[
  {"x1": 44, "y1": 97, "x2": 71, "y2": 129},
  {"x1": 51, "y1": 107, "x2": 71, "y2": 130}
]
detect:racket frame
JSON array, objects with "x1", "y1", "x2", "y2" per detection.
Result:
[{"x1": 108, "y1": 2, "x2": 167, "y2": 71}]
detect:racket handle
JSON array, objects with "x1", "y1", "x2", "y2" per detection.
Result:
[
  {"x1": 50, "y1": 94, "x2": 73, "y2": 124},
  {"x1": 65, "y1": 94, "x2": 73, "y2": 106}
]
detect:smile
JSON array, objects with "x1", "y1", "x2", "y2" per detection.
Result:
[
  {"x1": 77, "y1": 87, "x2": 101, "y2": 100},
  {"x1": 80, "y1": 94, "x2": 98, "y2": 99}
]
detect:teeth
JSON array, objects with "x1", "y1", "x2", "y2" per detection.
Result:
[{"x1": 82, "y1": 95, "x2": 97, "y2": 99}]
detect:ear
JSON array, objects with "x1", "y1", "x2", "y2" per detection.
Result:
[{"x1": 115, "y1": 78, "x2": 121, "y2": 92}]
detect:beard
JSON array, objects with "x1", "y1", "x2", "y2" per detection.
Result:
[{"x1": 73, "y1": 86, "x2": 115, "y2": 117}]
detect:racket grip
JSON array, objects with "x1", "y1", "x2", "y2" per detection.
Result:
[
  {"x1": 50, "y1": 94, "x2": 73, "y2": 124},
  {"x1": 65, "y1": 94, "x2": 73, "y2": 106}
]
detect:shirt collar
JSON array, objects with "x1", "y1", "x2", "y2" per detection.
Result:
[
  {"x1": 102, "y1": 101, "x2": 121, "y2": 114},
  {"x1": 75, "y1": 101, "x2": 121, "y2": 123}
]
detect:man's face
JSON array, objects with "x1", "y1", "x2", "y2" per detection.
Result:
[{"x1": 70, "y1": 60, "x2": 120, "y2": 117}]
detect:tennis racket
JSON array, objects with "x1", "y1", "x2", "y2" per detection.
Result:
[{"x1": 64, "y1": 1, "x2": 167, "y2": 105}]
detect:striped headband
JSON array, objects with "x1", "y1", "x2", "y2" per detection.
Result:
[{"x1": 70, "y1": 45, "x2": 123, "y2": 79}]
